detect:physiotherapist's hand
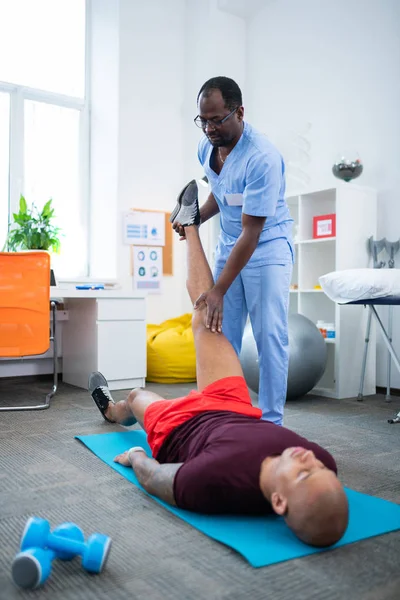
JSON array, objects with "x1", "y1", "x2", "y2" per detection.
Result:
[
  {"x1": 194, "y1": 286, "x2": 224, "y2": 333},
  {"x1": 172, "y1": 221, "x2": 186, "y2": 241}
]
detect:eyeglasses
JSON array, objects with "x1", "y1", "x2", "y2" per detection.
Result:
[{"x1": 194, "y1": 107, "x2": 238, "y2": 129}]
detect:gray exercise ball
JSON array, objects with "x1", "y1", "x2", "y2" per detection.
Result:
[{"x1": 239, "y1": 314, "x2": 328, "y2": 400}]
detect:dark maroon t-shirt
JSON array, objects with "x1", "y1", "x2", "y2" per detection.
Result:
[{"x1": 156, "y1": 411, "x2": 337, "y2": 515}]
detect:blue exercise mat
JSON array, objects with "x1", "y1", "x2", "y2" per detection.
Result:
[{"x1": 76, "y1": 430, "x2": 400, "y2": 568}]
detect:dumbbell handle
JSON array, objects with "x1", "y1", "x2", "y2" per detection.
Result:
[{"x1": 47, "y1": 532, "x2": 86, "y2": 557}]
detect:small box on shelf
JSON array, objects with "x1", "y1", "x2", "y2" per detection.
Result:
[
  {"x1": 313, "y1": 213, "x2": 336, "y2": 239},
  {"x1": 316, "y1": 320, "x2": 336, "y2": 340}
]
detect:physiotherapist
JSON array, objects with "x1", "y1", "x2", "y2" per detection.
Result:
[{"x1": 174, "y1": 76, "x2": 294, "y2": 425}]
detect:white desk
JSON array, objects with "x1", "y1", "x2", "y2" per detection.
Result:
[{"x1": 51, "y1": 288, "x2": 147, "y2": 391}]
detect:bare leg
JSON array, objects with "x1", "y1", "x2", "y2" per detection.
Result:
[
  {"x1": 106, "y1": 388, "x2": 165, "y2": 430},
  {"x1": 184, "y1": 226, "x2": 244, "y2": 392},
  {"x1": 103, "y1": 225, "x2": 245, "y2": 428}
]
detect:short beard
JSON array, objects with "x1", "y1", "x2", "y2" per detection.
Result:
[{"x1": 207, "y1": 135, "x2": 230, "y2": 148}]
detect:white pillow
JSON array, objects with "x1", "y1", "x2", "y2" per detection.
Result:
[{"x1": 319, "y1": 268, "x2": 400, "y2": 303}]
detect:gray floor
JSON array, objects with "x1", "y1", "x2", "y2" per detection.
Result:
[{"x1": 0, "y1": 378, "x2": 399, "y2": 600}]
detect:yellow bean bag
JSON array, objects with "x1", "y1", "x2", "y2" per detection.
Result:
[{"x1": 146, "y1": 313, "x2": 197, "y2": 383}]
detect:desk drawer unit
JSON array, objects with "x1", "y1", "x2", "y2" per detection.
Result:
[
  {"x1": 96, "y1": 298, "x2": 146, "y2": 389},
  {"x1": 97, "y1": 320, "x2": 146, "y2": 381},
  {"x1": 97, "y1": 299, "x2": 146, "y2": 321},
  {"x1": 62, "y1": 296, "x2": 147, "y2": 391}
]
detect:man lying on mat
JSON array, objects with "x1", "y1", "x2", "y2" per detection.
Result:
[{"x1": 88, "y1": 183, "x2": 349, "y2": 548}]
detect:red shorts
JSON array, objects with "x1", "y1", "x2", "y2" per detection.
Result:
[{"x1": 144, "y1": 376, "x2": 262, "y2": 457}]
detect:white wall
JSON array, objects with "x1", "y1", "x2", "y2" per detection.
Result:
[
  {"x1": 246, "y1": 0, "x2": 400, "y2": 387},
  {"x1": 118, "y1": 0, "x2": 187, "y2": 323},
  {"x1": 183, "y1": 0, "x2": 247, "y2": 179},
  {"x1": 89, "y1": 0, "x2": 119, "y2": 280},
  {"x1": 118, "y1": 0, "x2": 247, "y2": 323},
  {"x1": 182, "y1": 0, "x2": 247, "y2": 287}
]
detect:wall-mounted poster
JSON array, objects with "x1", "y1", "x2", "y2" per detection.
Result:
[
  {"x1": 123, "y1": 210, "x2": 165, "y2": 247},
  {"x1": 132, "y1": 245, "x2": 162, "y2": 294}
]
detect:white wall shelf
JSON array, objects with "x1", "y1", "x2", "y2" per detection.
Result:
[
  {"x1": 298, "y1": 237, "x2": 337, "y2": 245},
  {"x1": 288, "y1": 183, "x2": 377, "y2": 399}
]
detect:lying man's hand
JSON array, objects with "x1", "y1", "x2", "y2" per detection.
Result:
[
  {"x1": 172, "y1": 221, "x2": 186, "y2": 240},
  {"x1": 114, "y1": 449, "x2": 181, "y2": 507},
  {"x1": 194, "y1": 286, "x2": 224, "y2": 333},
  {"x1": 114, "y1": 447, "x2": 147, "y2": 466}
]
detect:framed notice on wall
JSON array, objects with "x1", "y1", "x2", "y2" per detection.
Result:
[
  {"x1": 132, "y1": 245, "x2": 163, "y2": 294},
  {"x1": 123, "y1": 210, "x2": 165, "y2": 246},
  {"x1": 126, "y1": 208, "x2": 173, "y2": 276}
]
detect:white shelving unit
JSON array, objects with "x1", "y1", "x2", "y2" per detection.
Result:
[{"x1": 287, "y1": 184, "x2": 377, "y2": 399}]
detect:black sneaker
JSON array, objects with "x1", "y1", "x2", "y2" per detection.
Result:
[
  {"x1": 88, "y1": 371, "x2": 115, "y2": 423},
  {"x1": 169, "y1": 181, "x2": 190, "y2": 223},
  {"x1": 170, "y1": 179, "x2": 200, "y2": 227}
]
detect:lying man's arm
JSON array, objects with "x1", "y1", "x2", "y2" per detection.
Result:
[{"x1": 114, "y1": 448, "x2": 182, "y2": 506}]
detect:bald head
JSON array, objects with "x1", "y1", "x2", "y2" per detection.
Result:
[
  {"x1": 285, "y1": 480, "x2": 349, "y2": 547},
  {"x1": 260, "y1": 446, "x2": 349, "y2": 547}
]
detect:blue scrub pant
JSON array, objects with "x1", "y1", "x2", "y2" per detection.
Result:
[{"x1": 214, "y1": 261, "x2": 292, "y2": 425}]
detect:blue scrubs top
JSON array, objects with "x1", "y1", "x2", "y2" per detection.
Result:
[{"x1": 198, "y1": 122, "x2": 294, "y2": 269}]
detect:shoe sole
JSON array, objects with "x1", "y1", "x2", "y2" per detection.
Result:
[
  {"x1": 169, "y1": 180, "x2": 197, "y2": 224},
  {"x1": 169, "y1": 202, "x2": 180, "y2": 223},
  {"x1": 88, "y1": 371, "x2": 108, "y2": 393}
]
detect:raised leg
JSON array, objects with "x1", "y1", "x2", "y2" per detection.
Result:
[
  {"x1": 213, "y1": 265, "x2": 248, "y2": 357},
  {"x1": 184, "y1": 226, "x2": 245, "y2": 392}
]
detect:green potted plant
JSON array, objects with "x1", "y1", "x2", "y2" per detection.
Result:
[
  {"x1": 3, "y1": 195, "x2": 62, "y2": 284},
  {"x1": 3, "y1": 195, "x2": 61, "y2": 253}
]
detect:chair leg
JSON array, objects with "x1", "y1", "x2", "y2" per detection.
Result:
[
  {"x1": 357, "y1": 307, "x2": 372, "y2": 401},
  {"x1": 46, "y1": 301, "x2": 59, "y2": 404},
  {"x1": 0, "y1": 302, "x2": 59, "y2": 412}
]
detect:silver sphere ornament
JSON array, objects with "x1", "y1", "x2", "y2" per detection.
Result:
[{"x1": 332, "y1": 157, "x2": 363, "y2": 182}]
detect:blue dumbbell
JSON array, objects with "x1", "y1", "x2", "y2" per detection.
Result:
[
  {"x1": 13, "y1": 516, "x2": 112, "y2": 588},
  {"x1": 12, "y1": 522, "x2": 85, "y2": 591},
  {"x1": 21, "y1": 517, "x2": 85, "y2": 560},
  {"x1": 12, "y1": 547, "x2": 56, "y2": 589}
]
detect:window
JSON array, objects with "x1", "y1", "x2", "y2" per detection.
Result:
[
  {"x1": 0, "y1": 93, "x2": 10, "y2": 251},
  {"x1": 0, "y1": 0, "x2": 89, "y2": 278}
]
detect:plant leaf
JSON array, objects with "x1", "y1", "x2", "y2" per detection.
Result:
[
  {"x1": 42, "y1": 199, "x2": 52, "y2": 217},
  {"x1": 19, "y1": 195, "x2": 27, "y2": 214}
]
